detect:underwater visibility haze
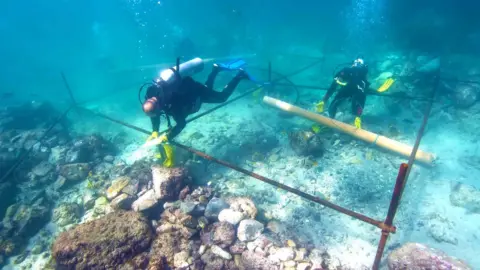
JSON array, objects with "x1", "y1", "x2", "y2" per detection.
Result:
[{"x1": 1, "y1": 0, "x2": 480, "y2": 269}]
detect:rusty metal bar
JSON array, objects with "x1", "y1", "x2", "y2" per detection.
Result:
[
  {"x1": 172, "y1": 142, "x2": 395, "y2": 232},
  {"x1": 0, "y1": 106, "x2": 73, "y2": 183},
  {"x1": 372, "y1": 163, "x2": 408, "y2": 269},
  {"x1": 80, "y1": 107, "x2": 395, "y2": 233},
  {"x1": 371, "y1": 68, "x2": 440, "y2": 269}
]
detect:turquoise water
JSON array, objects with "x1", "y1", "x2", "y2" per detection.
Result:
[{"x1": 1, "y1": 0, "x2": 480, "y2": 269}]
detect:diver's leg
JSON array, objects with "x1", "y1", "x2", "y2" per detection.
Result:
[
  {"x1": 352, "y1": 93, "x2": 366, "y2": 116},
  {"x1": 204, "y1": 65, "x2": 221, "y2": 89},
  {"x1": 328, "y1": 98, "x2": 340, "y2": 119},
  {"x1": 202, "y1": 71, "x2": 246, "y2": 103},
  {"x1": 328, "y1": 91, "x2": 349, "y2": 119}
]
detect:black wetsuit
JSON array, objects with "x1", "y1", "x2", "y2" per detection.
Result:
[
  {"x1": 147, "y1": 67, "x2": 243, "y2": 140},
  {"x1": 323, "y1": 67, "x2": 372, "y2": 118}
]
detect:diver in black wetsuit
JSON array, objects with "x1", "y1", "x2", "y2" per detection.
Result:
[
  {"x1": 141, "y1": 61, "x2": 249, "y2": 166},
  {"x1": 316, "y1": 58, "x2": 372, "y2": 129}
]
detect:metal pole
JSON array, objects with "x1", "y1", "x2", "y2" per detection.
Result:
[
  {"x1": 372, "y1": 163, "x2": 408, "y2": 269},
  {"x1": 371, "y1": 68, "x2": 440, "y2": 269},
  {"x1": 61, "y1": 72, "x2": 77, "y2": 105},
  {"x1": 173, "y1": 142, "x2": 395, "y2": 232}
]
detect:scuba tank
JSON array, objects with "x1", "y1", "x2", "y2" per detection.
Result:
[
  {"x1": 138, "y1": 57, "x2": 205, "y2": 105},
  {"x1": 155, "y1": 57, "x2": 204, "y2": 85}
]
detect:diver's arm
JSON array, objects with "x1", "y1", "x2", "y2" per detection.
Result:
[
  {"x1": 322, "y1": 80, "x2": 338, "y2": 102},
  {"x1": 150, "y1": 116, "x2": 160, "y2": 132},
  {"x1": 166, "y1": 114, "x2": 187, "y2": 140},
  {"x1": 323, "y1": 69, "x2": 346, "y2": 102}
]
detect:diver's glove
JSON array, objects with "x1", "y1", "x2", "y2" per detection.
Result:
[
  {"x1": 315, "y1": 101, "x2": 325, "y2": 113},
  {"x1": 145, "y1": 133, "x2": 169, "y2": 147},
  {"x1": 147, "y1": 131, "x2": 159, "y2": 142},
  {"x1": 354, "y1": 117, "x2": 362, "y2": 129},
  {"x1": 158, "y1": 133, "x2": 168, "y2": 143}
]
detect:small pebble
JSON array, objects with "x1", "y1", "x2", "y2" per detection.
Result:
[
  {"x1": 103, "y1": 155, "x2": 115, "y2": 163},
  {"x1": 198, "y1": 216, "x2": 209, "y2": 229},
  {"x1": 211, "y1": 245, "x2": 232, "y2": 260},
  {"x1": 254, "y1": 247, "x2": 267, "y2": 257},
  {"x1": 284, "y1": 260, "x2": 296, "y2": 267},
  {"x1": 199, "y1": 245, "x2": 206, "y2": 255},
  {"x1": 199, "y1": 195, "x2": 208, "y2": 204},
  {"x1": 276, "y1": 163, "x2": 286, "y2": 169},
  {"x1": 295, "y1": 248, "x2": 307, "y2": 261},
  {"x1": 297, "y1": 262, "x2": 312, "y2": 270},
  {"x1": 14, "y1": 252, "x2": 27, "y2": 264},
  {"x1": 234, "y1": 254, "x2": 242, "y2": 266},
  {"x1": 247, "y1": 242, "x2": 256, "y2": 251},
  {"x1": 286, "y1": 239, "x2": 296, "y2": 247},
  {"x1": 31, "y1": 243, "x2": 44, "y2": 254}
]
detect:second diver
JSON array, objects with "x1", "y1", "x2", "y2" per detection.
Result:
[{"x1": 316, "y1": 57, "x2": 393, "y2": 129}]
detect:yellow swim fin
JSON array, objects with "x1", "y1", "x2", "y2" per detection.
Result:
[
  {"x1": 377, "y1": 78, "x2": 395, "y2": 93},
  {"x1": 162, "y1": 143, "x2": 175, "y2": 168}
]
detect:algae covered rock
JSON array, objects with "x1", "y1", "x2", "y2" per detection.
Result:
[
  {"x1": 288, "y1": 130, "x2": 324, "y2": 157},
  {"x1": 453, "y1": 84, "x2": 478, "y2": 109},
  {"x1": 152, "y1": 166, "x2": 191, "y2": 201},
  {"x1": 416, "y1": 57, "x2": 440, "y2": 73},
  {"x1": 218, "y1": 209, "x2": 245, "y2": 225},
  {"x1": 205, "y1": 197, "x2": 229, "y2": 219},
  {"x1": 148, "y1": 228, "x2": 201, "y2": 269},
  {"x1": 52, "y1": 202, "x2": 82, "y2": 227},
  {"x1": 52, "y1": 211, "x2": 153, "y2": 269},
  {"x1": 201, "y1": 222, "x2": 236, "y2": 248},
  {"x1": 31, "y1": 161, "x2": 54, "y2": 177},
  {"x1": 225, "y1": 197, "x2": 258, "y2": 219},
  {"x1": 59, "y1": 163, "x2": 90, "y2": 182},
  {"x1": 132, "y1": 189, "x2": 158, "y2": 212},
  {"x1": 106, "y1": 176, "x2": 131, "y2": 200},
  {"x1": 241, "y1": 250, "x2": 279, "y2": 270},
  {"x1": 387, "y1": 242, "x2": 472, "y2": 270},
  {"x1": 110, "y1": 193, "x2": 134, "y2": 210},
  {"x1": 237, "y1": 219, "x2": 264, "y2": 242},
  {"x1": 66, "y1": 134, "x2": 117, "y2": 163},
  {"x1": 449, "y1": 182, "x2": 480, "y2": 213},
  {"x1": 0, "y1": 197, "x2": 51, "y2": 257}
]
